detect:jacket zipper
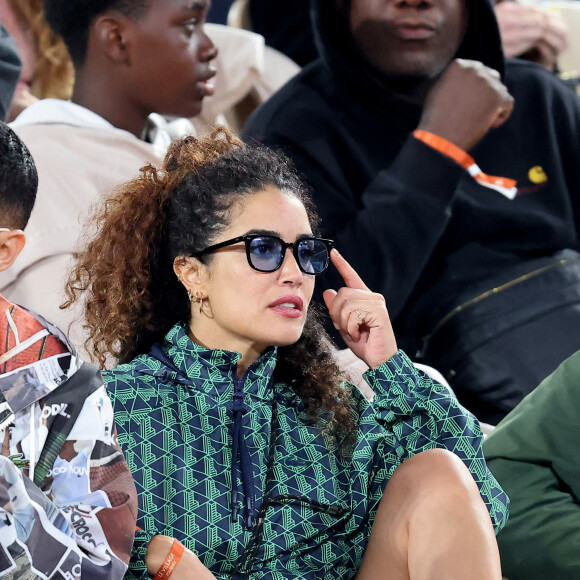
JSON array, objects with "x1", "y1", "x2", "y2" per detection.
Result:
[
  {"x1": 231, "y1": 376, "x2": 256, "y2": 528},
  {"x1": 230, "y1": 398, "x2": 349, "y2": 579}
]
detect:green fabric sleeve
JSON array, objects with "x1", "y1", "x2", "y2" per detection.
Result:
[
  {"x1": 484, "y1": 350, "x2": 580, "y2": 579},
  {"x1": 364, "y1": 350, "x2": 509, "y2": 533}
]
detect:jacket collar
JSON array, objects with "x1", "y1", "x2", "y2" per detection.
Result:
[{"x1": 148, "y1": 323, "x2": 278, "y2": 400}]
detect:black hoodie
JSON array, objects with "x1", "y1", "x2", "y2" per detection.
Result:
[{"x1": 243, "y1": 0, "x2": 580, "y2": 420}]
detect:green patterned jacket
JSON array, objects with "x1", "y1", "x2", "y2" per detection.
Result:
[{"x1": 104, "y1": 323, "x2": 508, "y2": 579}]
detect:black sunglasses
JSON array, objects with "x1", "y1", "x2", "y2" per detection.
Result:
[{"x1": 194, "y1": 234, "x2": 335, "y2": 275}]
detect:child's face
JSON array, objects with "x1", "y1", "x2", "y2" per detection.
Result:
[{"x1": 122, "y1": 0, "x2": 217, "y2": 119}]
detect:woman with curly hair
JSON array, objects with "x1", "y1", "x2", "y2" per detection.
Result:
[{"x1": 65, "y1": 127, "x2": 507, "y2": 579}]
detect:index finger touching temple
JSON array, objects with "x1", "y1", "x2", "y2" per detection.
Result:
[{"x1": 330, "y1": 249, "x2": 370, "y2": 291}]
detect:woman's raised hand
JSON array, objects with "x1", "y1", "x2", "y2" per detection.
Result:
[{"x1": 322, "y1": 250, "x2": 398, "y2": 369}]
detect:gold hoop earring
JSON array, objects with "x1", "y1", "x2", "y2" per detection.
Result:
[{"x1": 194, "y1": 291, "x2": 204, "y2": 314}]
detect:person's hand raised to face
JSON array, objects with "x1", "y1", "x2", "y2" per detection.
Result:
[
  {"x1": 323, "y1": 250, "x2": 398, "y2": 369},
  {"x1": 418, "y1": 58, "x2": 515, "y2": 152}
]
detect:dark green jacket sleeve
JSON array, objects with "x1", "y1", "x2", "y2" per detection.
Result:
[{"x1": 484, "y1": 350, "x2": 580, "y2": 579}]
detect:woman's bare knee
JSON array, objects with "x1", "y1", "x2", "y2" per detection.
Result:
[
  {"x1": 358, "y1": 449, "x2": 501, "y2": 580},
  {"x1": 359, "y1": 450, "x2": 475, "y2": 578}
]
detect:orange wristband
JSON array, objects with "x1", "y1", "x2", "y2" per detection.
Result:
[
  {"x1": 413, "y1": 129, "x2": 517, "y2": 199},
  {"x1": 153, "y1": 539, "x2": 185, "y2": 580}
]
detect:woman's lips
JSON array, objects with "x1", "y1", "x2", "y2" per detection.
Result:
[{"x1": 268, "y1": 296, "x2": 304, "y2": 318}]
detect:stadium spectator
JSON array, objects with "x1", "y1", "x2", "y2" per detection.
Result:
[
  {"x1": 0, "y1": 0, "x2": 217, "y2": 353},
  {"x1": 484, "y1": 349, "x2": 580, "y2": 579},
  {"x1": 243, "y1": 0, "x2": 580, "y2": 424},
  {"x1": 64, "y1": 128, "x2": 507, "y2": 578},
  {"x1": 0, "y1": 120, "x2": 137, "y2": 578}
]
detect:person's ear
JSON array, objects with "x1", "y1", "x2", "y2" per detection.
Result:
[
  {"x1": 92, "y1": 13, "x2": 131, "y2": 64},
  {"x1": 174, "y1": 256, "x2": 208, "y2": 298},
  {"x1": 0, "y1": 230, "x2": 25, "y2": 272}
]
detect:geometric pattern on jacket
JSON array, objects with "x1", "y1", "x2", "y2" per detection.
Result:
[{"x1": 105, "y1": 323, "x2": 509, "y2": 579}]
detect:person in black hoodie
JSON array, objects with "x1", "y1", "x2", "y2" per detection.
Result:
[{"x1": 243, "y1": 0, "x2": 580, "y2": 424}]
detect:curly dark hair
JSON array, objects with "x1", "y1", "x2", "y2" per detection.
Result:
[
  {"x1": 64, "y1": 127, "x2": 357, "y2": 442},
  {"x1": 0, "y1": 121, "x2": 38, "y2": 229},
  {"x1": 44, "y1": 0, "x2": 149, "y2": 65}
]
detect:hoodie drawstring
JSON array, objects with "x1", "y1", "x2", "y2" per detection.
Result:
[
  {"x1": 148, "y1": 342, "x2": 263, "y2": 530},
  {"x1": 231, "y1": 378, "x2": 256, "y2": 528}
]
